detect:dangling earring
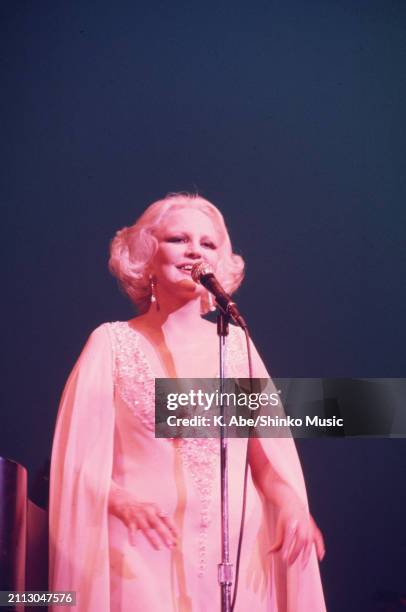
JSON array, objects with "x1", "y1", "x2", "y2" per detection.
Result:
[
  {"x1": 207, "y1": 291, "x2": 216, "y2": 312},
  {"x1": 149, "y1": 274, "x2": 159, "y2": 311}
]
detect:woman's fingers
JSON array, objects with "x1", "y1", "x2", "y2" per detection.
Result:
[
  {"x1": 147, "y1": 504, "x2": 177, "y2": 548},
  {"x1": 146, "y1": 509, "x2": 177, "y2": 548},
  {"x1": 159, "y1": 512, "x2": 179, "y2": 538},
  {"x1": 281, "y1": 520, "x2": 299, "y2": 564},
  {"x1": 268, "y1": 515, "x2": 298, "y2": 557},
  {"x1": 128, "y1": 522, "x2": 138, "y2": 547},
  {"x1": 134, "y1": 513, "x2": 162, "y2": 550},
  {"x1": 313, "y1": 523, "x2": 325, "y2": 561},
  {"x1": 268, "y1": 513, "x2": 326, "y2": 567},
  {"x1": 127, "y1": 505, "x2": 178, "y2": 550},
  {"x1": 145, "y1": 527, "x2": 165, "y2": 550},
  {"x1": 308, "y1": 515, "x2": 325, "y2": 561},
  {"x1": 302, "y1": 536, "x2": 313, "y2": 568},
  {"x1": 111, "y1": 493, "x2": 179, "y2": 551},
  {"x1": 267, "y1": 517, "x2": 284, "y2": 553}
]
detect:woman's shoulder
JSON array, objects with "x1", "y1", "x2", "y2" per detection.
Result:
[
  {"x1": 92, "y1": 320, "x2": 136, "y2": 342},
  {"x1": 83, "y1": 321, "x2": 135, "y2": 354},
  {"x1": 87, "y1": 320, "x2": 127, "y2": 338},
  {"x1": 91, "y1": 319, "x2": 136, "y2": 332}
]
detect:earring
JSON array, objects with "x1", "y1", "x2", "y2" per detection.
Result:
[{"x1": 149, "y1": 274, "x2": 159, "y2": 311}]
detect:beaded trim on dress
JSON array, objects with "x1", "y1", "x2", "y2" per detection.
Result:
[{"x1": 105, "y1": 320, "x2": 247, "y2": 577}]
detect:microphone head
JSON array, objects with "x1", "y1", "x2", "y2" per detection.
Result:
[{"x1": 191, "y1": 261, "x2": 213, "y2": 284}]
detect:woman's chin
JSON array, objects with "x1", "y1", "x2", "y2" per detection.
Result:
[{"x1": 176, "y1": 278, "x2": 199, "y2": 292}]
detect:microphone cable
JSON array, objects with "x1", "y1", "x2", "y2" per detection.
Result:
[{"x1": 231, "y1": 326, "x2": 254, "y2": 611}]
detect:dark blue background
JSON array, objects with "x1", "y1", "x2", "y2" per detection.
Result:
[{"x1": 1, "y1": 1, "x2": 405, "y2": 610}]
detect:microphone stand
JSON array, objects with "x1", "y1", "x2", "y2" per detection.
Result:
[{"x1": 217, "y1": 311, "x2": 233, "y2": 612}]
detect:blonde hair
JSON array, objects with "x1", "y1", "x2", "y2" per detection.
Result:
[{"x1": 109, "y1": 193, "x2": 245, "y2": 313}]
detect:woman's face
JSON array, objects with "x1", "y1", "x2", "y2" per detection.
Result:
[{"x1": 150, "y1": 208, "x2": 221, "y2": 299}]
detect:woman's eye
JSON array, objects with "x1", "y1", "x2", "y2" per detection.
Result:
[
  {"x1": 166, "y1": 236, "x2": 186, "y2": 243},
  {"x1": 202, "y1": 241, "x2": 217, "y2": 249}
]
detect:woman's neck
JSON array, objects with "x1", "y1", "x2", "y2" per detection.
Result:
[{"x1": 139, "y1": 296, "x2": 206, "y2": 337}]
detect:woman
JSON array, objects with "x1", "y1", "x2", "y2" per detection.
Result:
[{"x1": 49, "y1": 193, "x2": 326, "y2": 611}]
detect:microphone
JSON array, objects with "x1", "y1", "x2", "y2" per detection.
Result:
[{"x1": 191, "y1": 262, "x2": 247, "y2": 329}]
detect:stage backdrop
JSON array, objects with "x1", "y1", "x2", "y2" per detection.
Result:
[{"x1": 2, "y1": 2, "x2": 405, "y2": 610}]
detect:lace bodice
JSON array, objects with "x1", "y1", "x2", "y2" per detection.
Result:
[{"x1": 105, "y1": 320, "x2": 247, "y2": 576}]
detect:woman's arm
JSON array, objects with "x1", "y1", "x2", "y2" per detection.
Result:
[
  {"x1": 49, "y1": 324, "x2": 115, "y2": 611},
  {"x1": 243, "y1": 330, "x2": 325, "y2": 566},
  {"x1": 248, "y1": 437, "x2": 325, "y2": 566}
]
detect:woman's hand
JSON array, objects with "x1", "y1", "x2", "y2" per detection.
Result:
[
  {"x1": 109, "y1": 483, "x2": 178, "y2": 550},
  {"x1": 268, "y1": 483, "x2": 325, "y2": 567},
  {"x1": 248, "y1": 439, "x2": 325, "y2": 567}
]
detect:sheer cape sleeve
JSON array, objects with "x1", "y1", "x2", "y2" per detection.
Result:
[
  {"x1": 49, "y1": 324, "x2": 115, "y2": 611},
  {"x1": 231, "y1": 327, "x2": 326, "y2": 611}
]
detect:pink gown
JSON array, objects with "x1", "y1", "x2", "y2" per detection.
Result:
[{"x1": 49, "y1": 321, "x2": 326, "y2": 611}]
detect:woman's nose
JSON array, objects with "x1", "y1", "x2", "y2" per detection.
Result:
[{"x1": 184, "y1": 241, "x2": 202, "y2": 259}]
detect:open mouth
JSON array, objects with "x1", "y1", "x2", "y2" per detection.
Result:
[{"x1": 176, "y1": 264, "x2": 194, "y2": 274}]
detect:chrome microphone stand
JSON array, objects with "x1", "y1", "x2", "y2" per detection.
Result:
[{"x1": 217, "y1": 312, "x2": 233, "y2": 612}]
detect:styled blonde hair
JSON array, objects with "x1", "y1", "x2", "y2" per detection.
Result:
[{"x1": 109, "y1": 193, "x2": 245, "y2": 313}]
